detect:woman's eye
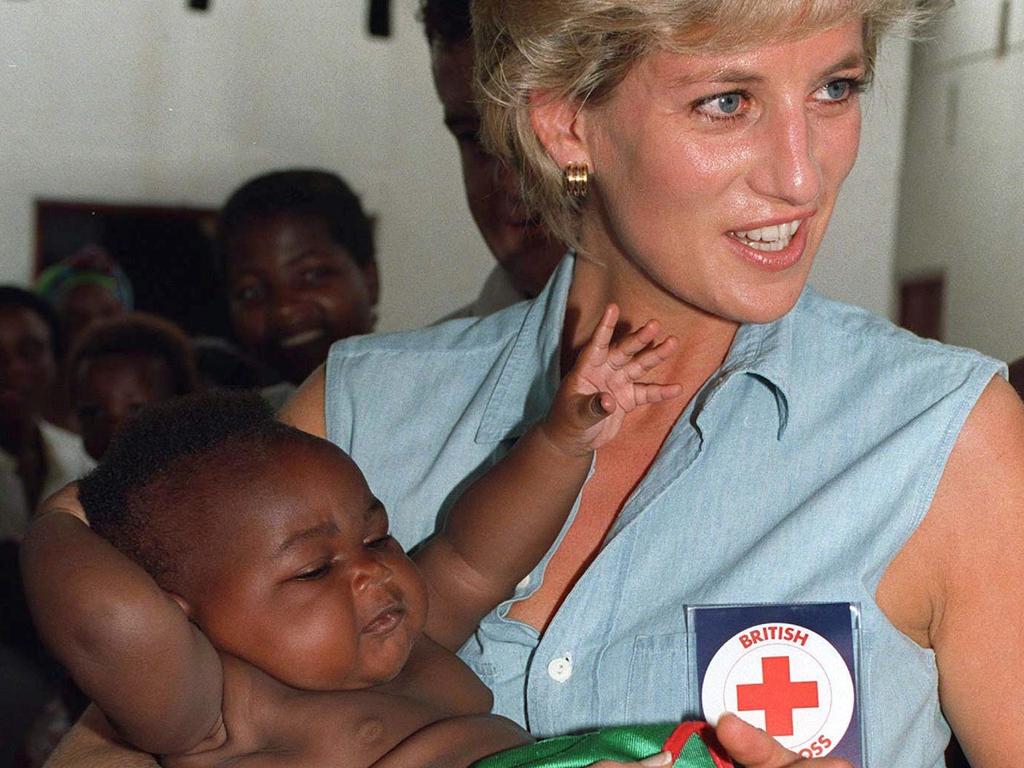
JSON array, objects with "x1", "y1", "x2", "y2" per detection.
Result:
[
  {"x1": 295, "y1": 563, "x2": 331, "y2": 581},
  {"x1": 695, "y1": 92, "x2": 747, "y2": 120},
  {"x1": 815, "y1": 78, "x2": 862, "y2": 104}
]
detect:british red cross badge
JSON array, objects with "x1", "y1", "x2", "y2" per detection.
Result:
[{"x1": 688, "y1": 603, "x2": 863, "y2": 767}]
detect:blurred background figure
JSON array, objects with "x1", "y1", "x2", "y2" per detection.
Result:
[
  {"x1": 0, "y1": 286, "x2": 93, "y2": 768},
  {"x1": 34, "y1": 246, "x2": 134, "y2": 431},
  {"x1": 421, "y1": 0, "x2": 565, "y2": 318},
  {"x1": 0, "y1": 286, "x2": 93, "y2": 537},
  {"x1": 1009, "y1": 357, "x2": 1024, "y2": 402},
  {"x1": 67, "y1": 312, "x2": 200, "y2": 462},
  {"x1": 34, "y1": 246, "x2": 133, "y2": 358},
  {"x1": 217, "y1": 169, "x2": 379, "y2": 388}
]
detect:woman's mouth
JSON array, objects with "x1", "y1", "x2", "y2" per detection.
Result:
[
  {"x1": 726, "y1": 217, "x2": 809, "y2": 271},
  {"x1": 728, "y1": 219, "x2": 801, "y2": 252}
]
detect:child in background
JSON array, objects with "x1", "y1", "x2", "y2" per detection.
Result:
[
  {"x1": 217, "y1": 169, "x2": 379, "y2": 388},
  {"x1": 23, "y1": 307, "x2": 696, "y2": 768},
  {"x1": 67, "y1": 313, "x2": 200, "y2": 462}
]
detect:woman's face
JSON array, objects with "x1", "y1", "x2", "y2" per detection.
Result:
[{"x1": 575, "y1": 21, "x2": 865, "y2": 324}]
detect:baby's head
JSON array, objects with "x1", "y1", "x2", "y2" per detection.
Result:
[
  {"x1": 79, "y1": 392, "x2": 428, "y2": 691},
  {"x1": 68, "y1": 312, "x2": 199, "y2": 461}
]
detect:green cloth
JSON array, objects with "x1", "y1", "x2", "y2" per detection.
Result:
[{"x1": 473, "y1": 723, "x2": 722, "y2": 768}]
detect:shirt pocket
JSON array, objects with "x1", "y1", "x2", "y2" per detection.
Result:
[{"x1": 626, "y1": 632, "x2": 693, "y2": 723}]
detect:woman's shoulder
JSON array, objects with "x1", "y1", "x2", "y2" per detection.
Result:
[
  {"x1": 330, "y1": 302, "x2": 532, "y2": 363},
  {"x1": 792, "y1": 286, "x2": 1003, "y2": 378}
]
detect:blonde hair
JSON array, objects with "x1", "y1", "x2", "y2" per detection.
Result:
[{"x1": 473, "y1": 0, "x2": 947, "y2": 251}]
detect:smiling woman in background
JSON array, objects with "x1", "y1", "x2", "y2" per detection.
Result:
[
  {"x1": 217, "y1": 169, "x2": 379, "y2": 388},
  {"x1": 47, "y1": 1, "x2": 1024, "y2": 767}
]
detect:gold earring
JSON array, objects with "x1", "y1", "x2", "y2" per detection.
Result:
[{"x1": 563, "y1": 162, "x2": 589, "y2": 199}]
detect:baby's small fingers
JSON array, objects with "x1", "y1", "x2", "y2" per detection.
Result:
[
  {"x1": 607, "y1": 320, "x2": 661, "y2": 369},
  {"x1": 624, "y1": 336, "x2": 679, "y2": 378},
  {"x1": 578, "y1": 304, "x2": 619, "y2": 366},
  {"x1": 634, "y1": 383, "x2": 684, "y2": 406}
]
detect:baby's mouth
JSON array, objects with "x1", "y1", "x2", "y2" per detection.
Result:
[{"x1": 362, "y1": 603, "x2": 406, "y2": 636}]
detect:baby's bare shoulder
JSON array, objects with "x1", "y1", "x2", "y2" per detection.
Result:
[{"x1": 164, "y1": 652, "x2": 489, "y2": 768}]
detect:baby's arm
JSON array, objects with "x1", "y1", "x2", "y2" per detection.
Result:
[
  {"x1": 21, "y1": 491, "x2": 224, "y2": 757},
  {"x1": 416, "y1": 304, "x2": 681, "y2": 650}
]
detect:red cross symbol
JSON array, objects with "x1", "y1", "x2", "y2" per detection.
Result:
[{"x1": 736, "y1": 655, "x2": 819, "y2": 736}]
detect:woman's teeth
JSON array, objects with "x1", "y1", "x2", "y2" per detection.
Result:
[{"x1": 730, "y1": 220, "x2": 801, "y2": 252}]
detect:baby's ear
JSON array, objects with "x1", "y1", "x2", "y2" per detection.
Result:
[{"x1": 166, "y1": 591, "x2": 194, "y2": 618}]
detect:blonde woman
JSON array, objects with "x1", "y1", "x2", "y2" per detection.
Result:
[{"x1": 48, "y1": 1, "x2": 1020, "y2": 767}]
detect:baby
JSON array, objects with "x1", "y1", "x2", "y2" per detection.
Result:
[{"x1": 22, "y1": 306, "x2": 682, "y2": 768}]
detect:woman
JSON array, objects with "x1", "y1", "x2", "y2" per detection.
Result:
[{"x1": 47, "y1": 1, "x2": 1021, "y2": 767}]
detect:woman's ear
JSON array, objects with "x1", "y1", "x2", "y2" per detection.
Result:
[{"x1": 529, "y1": 90, "x2": 591, "y2": 169}]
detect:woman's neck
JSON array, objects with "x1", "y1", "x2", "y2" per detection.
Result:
[{"x1": 563, "y1": 253, "x2": 739, "y2": 387}]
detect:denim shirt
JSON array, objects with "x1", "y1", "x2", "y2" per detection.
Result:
[{"x1": 325, "y1": 256, "x2": 1003, "y2": 767}]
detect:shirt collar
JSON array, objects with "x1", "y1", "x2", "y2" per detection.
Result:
[
  {"x1": 702, "y1": 291, "x2": 798, "y2": 439},
  {"x1": 475, "y1": 254, "x2": 574, "y2": 443},
  {"x1": 475, "y1": 254, "x2": 799, "y2": 443}
]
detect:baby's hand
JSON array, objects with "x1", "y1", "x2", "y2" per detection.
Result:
[{"x1": 541, "y1": 304, "x2": 682, "y2": 456}]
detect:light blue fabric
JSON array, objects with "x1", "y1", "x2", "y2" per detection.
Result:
[{"x1": 325, "y1": 255, "x2": 1004, "y2": 768}]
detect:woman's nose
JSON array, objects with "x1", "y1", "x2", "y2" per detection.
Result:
[{"x1": 748, "y1": 105, "x2": 823, "y2": 208}]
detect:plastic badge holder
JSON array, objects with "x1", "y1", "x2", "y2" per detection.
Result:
[{"x1": 686, "y1": 602, "x2": 866, "y2": 767}]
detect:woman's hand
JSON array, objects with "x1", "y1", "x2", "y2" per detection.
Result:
[
  {"x1": 585, "y1": 714, "x2": 852, "y2": 768},
  {"x1": 715, "y1": 714, "x2": 850, "y2": 768}
]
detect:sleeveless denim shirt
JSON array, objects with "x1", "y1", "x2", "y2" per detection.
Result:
[{"x1": 325, "y1": 256, "x2": 1004, "y2": 767}]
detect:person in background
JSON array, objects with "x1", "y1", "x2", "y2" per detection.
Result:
[
  {"x1": 216, "y1": 169, "x2": 380, "y2": 390},
  {"x1": 1009, "y1": 356, "x2": 1024, "y2": 402},
  {"x1": 0, "y1": 286, "x2": 93, "y2": 539},
  {"x1": 67, "y1": 312, "x2": 200, "y2": 462},
  {"x1": 0, "y1": 286, "x2": 92, "y2": 768},
  {"x1": 421, "y1": 0, "x2": 566, "y2": 318},
  {"x1": 34, "y1": 246, "x2": 134, "y2": 431},
  {"x1": 35, "y1": 246, "x2": 133, "y2": 355}
]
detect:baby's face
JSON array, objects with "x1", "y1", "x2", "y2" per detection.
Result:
[{"x1": 190, "y1": 437, "x2": 428, "y2": 691}]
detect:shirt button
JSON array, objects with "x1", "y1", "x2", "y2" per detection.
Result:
[{"x1": 547, "y1": 653, "x2": 573, "y2": 683}]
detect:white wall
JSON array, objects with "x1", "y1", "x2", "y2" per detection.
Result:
[
  {"x1": 0, "y1": 0, "x2": 489, "y2": 331},
  {"x1": 814, "y1": 37, "x2": 913, "y2": 318},
  {"x1": 0, "y1": 1, "x2": 911, "y2": 330},
  {"x1": 897, "y1": 0, "x2": 1024, "y2": 362}
]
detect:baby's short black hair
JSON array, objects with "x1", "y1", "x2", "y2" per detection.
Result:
[
  {"x1": 79, "y1": 391, "x2": 300, "y2": 589},
  {"x1": 217, "y1": 169, "x2": 375, "y2": 275},
  {"x1": 68, "y1": 312, "x2": 200, "y2": 399},
  {"x1": 419, "y1": 0, "x2": 472, "y2": 49},
  {"x1": 0, "y1": 284, "x2": 64, "y2": 359}
]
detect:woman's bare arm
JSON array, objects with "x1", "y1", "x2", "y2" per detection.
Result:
[
  {"x1": 876, "y1": 375, "x2": 1024, "y2": 767},
  {"x1": 21, "y1": 507, "x2": 223, "y2": 756}
]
